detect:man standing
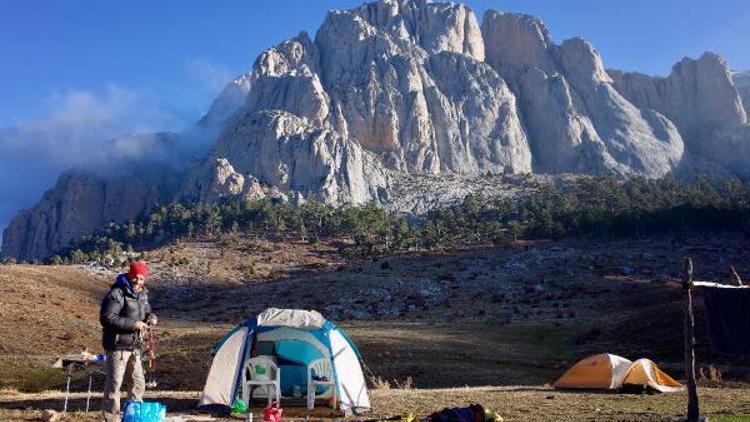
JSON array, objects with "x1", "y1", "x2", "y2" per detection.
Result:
[{"x1": 100, "y1": 261, "x2": 158, "y2": 422}]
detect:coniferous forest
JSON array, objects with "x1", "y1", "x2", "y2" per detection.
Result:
[{"x1": 27, "y1": 176, "x2": 750, "y2": 266}]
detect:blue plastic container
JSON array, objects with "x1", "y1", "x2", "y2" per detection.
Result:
[{"x1": 123, "y1": 400, "x2": 167, "y2": 422}]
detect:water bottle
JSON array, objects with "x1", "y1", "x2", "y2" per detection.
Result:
[{"x1": 292, "y1": 385, "x2": 301, "y2": 398}]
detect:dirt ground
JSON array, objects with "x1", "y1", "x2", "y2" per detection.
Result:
[
  {"x1": 0, "y1": 387, "x2": 749, "y2": 421},
  {"x1": 2, "y1": 232, "x2": 750, "y2": 420}
]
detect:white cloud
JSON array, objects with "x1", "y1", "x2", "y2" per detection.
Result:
[{"x1": 0, "y1": 85, "x2": 194, "y2": 242}]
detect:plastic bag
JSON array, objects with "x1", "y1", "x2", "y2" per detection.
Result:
[
  {"x1": 263, "y1": 404, "x2": 282, "y2": 422},
  {"x1": 123, "y1": 400, "x2": 167, "y2": 422},
  {"x1": 232, "y1": 398, "x2": 248, "y2": 414}
]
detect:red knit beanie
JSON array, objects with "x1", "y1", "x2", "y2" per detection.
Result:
[{"x1": 128, "y1": 261, "x2": 149, "y2": 279}]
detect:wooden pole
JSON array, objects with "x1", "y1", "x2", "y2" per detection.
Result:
[{"x1": 683, "y1": 257, "x2": 699, "y2": 422}]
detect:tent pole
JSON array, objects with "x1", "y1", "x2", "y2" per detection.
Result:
[{"x1": 683, "y1": 257, "x2": 699, "y2": 421}]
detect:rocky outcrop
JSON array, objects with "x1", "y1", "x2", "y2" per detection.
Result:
[
  {"x1": 482, "y1": 11, "x2": 684, "y2": 177},
  {"x1": 199, "y1": 73, "x2": 252, "y2": 127},
  {"x1": 181, "y1": 110, "x2": 391, "y2": 206},
  {"x1": 1, "y1": 169, "x2": 174, "y2": 261},
  {"x1": 184, "y1": 158, "x2": 265, "y2": 203},
  {"x1": 5, "y1": 0, "x2": 750, "y2": 261},
  {"x1": 313, "y1": 2, "x2": 531, "y2": 174},
  {"x1": 610, "y1": 54, "x2": 749, "y2": 175},
  {"x1": 610, "y1": 53, "x2": 746, "y2": 142},
  {"x1": 187, "y1": 0, "x2": 534, "y2": 198},
  {"x1": 732, "y1": 70, "x2": 750, "y2": 121}
]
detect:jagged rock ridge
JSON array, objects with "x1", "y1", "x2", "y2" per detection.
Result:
[
  {"x1": 481, "y1": 11, "x2": 685, "y2": 177},
  {"x1": 610, "y1": 54, "x2": 749, "y2": 176},
  {"x1": 3, "y1": 0, "x2": 750, "y2": 260}
]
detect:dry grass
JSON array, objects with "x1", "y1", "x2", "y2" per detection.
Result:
[
  {"x1": 0, "y1": 265, "x2": 107, "y2": 391},
  {"x1": 3, "y1": 234, "x2": 750, "y2": 420},
  {"x1": 344, "y1": 321, "x2": 582, "y2": 388},
  {"x1": 1, "y1": 387, "x2": 749, "y2": 421}
]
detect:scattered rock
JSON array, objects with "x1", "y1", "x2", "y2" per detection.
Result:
[{"x1": 42, "y1": 409, "x2": 61, "y2": 422}]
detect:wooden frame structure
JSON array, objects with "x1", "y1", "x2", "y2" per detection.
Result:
[{"x1": 681, "y1": 257, "x2": 749, "y2": 422}]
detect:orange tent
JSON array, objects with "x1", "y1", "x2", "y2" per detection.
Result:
[
  {"x1": 621, "y1": 359, "x2": 684, "y2": 393},
  {"x1": 554, "y1": 354, "x2": 684, "y2": 393},
  {"x1": 553, "y1": 353, "x2": 632, "y2": 390}
]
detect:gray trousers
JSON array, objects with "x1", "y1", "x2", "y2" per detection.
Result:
[{"x1": 103, "y1": 350, "x2": 145, "y2": 422}]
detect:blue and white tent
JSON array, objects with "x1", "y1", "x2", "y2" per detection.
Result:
[{"x1": 198, "y1": 308, "x2": 371, "y2": 413}]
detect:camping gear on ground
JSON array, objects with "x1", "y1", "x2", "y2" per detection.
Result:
[
  {"x1": 553, "y1": 353, "x2": 632, "y2": 390},
  {"x1": 232, "y1": 398, "x2": 248, "y2": 415},
  {"x1": 263, "y1": 404, "x2": 283, "y2": 422},
  {"x1": 123, "y1": 400, "x2": 167, "y2": 422},
  {"x1": 364, "y1": 409, "x2": 502, "y2": 422},
  {"x1": 620, "y1": 358, "x2": 684, "y2": 393},
  {"x1": 702, "y1": 285, "x2": 750, "y2": 356},
  {"x1": 198, "y1": 308, "x2": 370, "y2": 415},
  {"x1": 426, "y1": 404, "x2": 485, "y2": 422},
  {"x1": 141, "y1": 323, "x2": 159, "y2": 388},
  {"x1": 52, "y1": 350, "x2": 106, "y2": 413},
  {"x1": 554, "y1": 353, "x2": 684, "y2": 392},
  {"x1": 307, "y1": 357, "x2": 336, "y2": 409},
  {"x1": 244, "y1": 356, "x2": 282, "y2": 407}
]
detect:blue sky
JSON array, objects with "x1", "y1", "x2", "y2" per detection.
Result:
[
  {"x1": 2, "y1": 0, "x2": 749, "y2": 126},
  {"x1": 0, "y1": 0, "x2": 749, "y2": 243}
]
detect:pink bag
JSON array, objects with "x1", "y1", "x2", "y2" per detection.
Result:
[{"x1": 263, "y1": 405, "x2": 282, "y2": 422}]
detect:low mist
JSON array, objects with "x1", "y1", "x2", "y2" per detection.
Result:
[{"x1": 0, "y1": 84, "x2": 226, "y2": 246}]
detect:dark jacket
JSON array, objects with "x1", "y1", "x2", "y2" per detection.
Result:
[{"x1": 100, "y1": 274, "x2": 153, "y2": 351}]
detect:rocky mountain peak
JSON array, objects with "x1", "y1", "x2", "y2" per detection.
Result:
[
  {"x1": 482, "y1": 10, "x2": 556, "y2": 77},
  {"x1": 4, "y1": 0, "x2": 750, "y2": 261},
  {"x1": 199, "y1": 73, "x2": 252, "y2": 127},
  {"x1": 671, "y1": 52, "x2": 747, "y2": 125},
  {"x1": 254, "y1": 31, "x2": 319, "y2": 77},
  {"x1": 558, "y1": 38, "x2": 612, "y2": 84},
  {"x1": 610, "y1": 51, "x2": 746, "y2": 141},
  {"x1": 349, "y1": 0, "x2": 485, "y2": 61}
]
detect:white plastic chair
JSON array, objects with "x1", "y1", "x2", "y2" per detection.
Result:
[
  {"x1": 307, "y1": 358, "x2": 336, "y2": 410},
  {"x1": 242, "y1": 356, "x2": 281, "y2": 407}
]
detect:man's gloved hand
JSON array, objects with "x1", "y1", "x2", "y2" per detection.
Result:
[{"x1": 134, "y1": 321, "x2": 148, "y2": 331}]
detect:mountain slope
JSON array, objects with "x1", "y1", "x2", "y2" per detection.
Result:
[
  {"x1": 610, "y1": 56, "x2": 749, "y2": 176},
  {"x1": 4, "y1": 0, "x2": 750, "y2": 261},
  {"x1": 481, "y1": 11, "x2": 685, "y2": 176}
]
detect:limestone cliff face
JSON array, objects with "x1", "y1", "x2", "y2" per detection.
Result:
[
  {"x1": 735, "y1": 71, "x2": 750, "y2": 117},
  {"x1": 481, "y1": 11, "x2": 684, "y2": 177},
  {"x1": 312, "y1": 1, "x2": 531, "y2": 174},
  {"x1": 5, "y1": 0, "x2": 750, "y2": 261},
  {"x1": 181, "y1": 110, "x2": 390, "y2": 205},
  {"x1": 199, "y1": 74, "x2": 253, "y2": 127},
  {"x1": 610, "y1": 53, "x2": 746, "y2": 141},
  {"x1": 610, "y1": 54, "x2": 749, "y2": 175},
  {"x1": 183, "y1": 0, "x2": 533, "y2": 207},
  {"x1": 1, "y1": 169, "x2": 173, "y2": 261}
]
